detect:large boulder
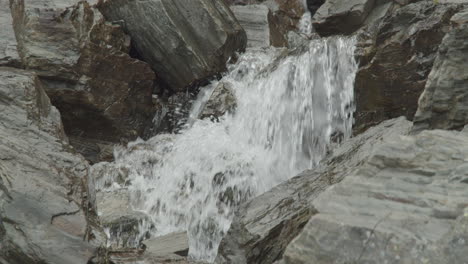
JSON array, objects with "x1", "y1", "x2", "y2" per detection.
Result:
[
  {"x1": 231, "y1": 5, "x2": 286, "y2": 48},
  {"x1": 283, "y1": 128, "x2": 468, "y2": 264},
  {"x1": 0, "y1": 0, "x2": 21, "y2": 67},
  {"x1": 312, "y1": 0, "x2": 376, "y2": 36},
  {"x1": 215, "y1": 117, "x2": 412, "y2": 264},
  {"x1": 9, "y1": 0, "x2": 155, "y2": 159},
  {"x1": 413, "y1": 8, "x2": 468, "y2": 132},
  {"x1": 0, "y1": 67, "x2": 95, "y2": 263},
  {"x1": 96, "y1": 0, "x2": 247, "y2": 92},
  {"x1": 354, "y1": 1, "x2": 464, "y2": 132}
]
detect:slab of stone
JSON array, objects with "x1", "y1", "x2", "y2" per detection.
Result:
[
  {"x1": 0, "y1": 0, "x2": 21, "y2": 67},
  {"x1": 413, "y1": 8, "x2": 468, "y2": 132},
  {"x1": 283, "y1": 128, "x2": 468, "y2": 264}
]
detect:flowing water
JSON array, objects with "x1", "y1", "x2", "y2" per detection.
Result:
[{"x1": 94, "y1": 20, "x2": 358, "y2": 262}]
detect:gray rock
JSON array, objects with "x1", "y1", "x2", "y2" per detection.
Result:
[
  {"x1": 0, "y1": 0, "x2": 21, "y2": 67},
  {"x1": 97, "y1": 190, "x2": 152, "y2": 249},
  {"x1": 143, "y1": 232, "x2": 189, "y2": 257},
  {"x1": 354, "y1": 1, "x2": 464, "y2": 132},
  {"x1": 9, "y1": 0, "x2": 155, "y2": 154},
  {"x1": 97, "y1": 0, "x2": 247, "y2": 92},
  {"x1": 215, "y1": 117, "x2": 412, "y2": 264},
  {"x1": 283, "y1": 128, "x2": 468, "y2": 264},
  {"x1": 312, "y1": 0, "x2": 376, "y2": 36},
  {"x1": 413, "y1": 8, "x2": 468, "y2": 132},
  {"x1": 231, "y1": 5, "x2": 286, "y2": 48},
  {"x1": 0, "y1": 67, "x2": 95, "y2": 263},
  {"x1": 199, "y1": 82, "x2": 237, "y2": 120}
]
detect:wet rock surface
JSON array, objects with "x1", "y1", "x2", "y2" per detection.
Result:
[
  {"x1": 97, "y1": 0, "x2": 247, "y2": 92},
  {"x1": 199, "y1": 82, "x2": 237, "y2": 121},
  {"x1": 0, "y1": 67, "x2": 95, "y2": 263},
  {"x1": 283, "y1": 128, "x2": 468, "y2": 264},
  {"x1": 354, "y1": 1, "x2": 464, "y2": 132},
  {"x1": 313, "y1": 0, "x2": 376, "y2": 36},
  {"x1": 9, "y1": 0, "x2": 155, "y2": 160},
  {"x1": 215, "y1": 117, "x2": 412, "y2": 264},
  {"x1": 413, "y1": 8, "x2": 468, "y2": 132}
]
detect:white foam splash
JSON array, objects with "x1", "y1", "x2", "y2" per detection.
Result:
[{"x1": 96, "y1": 35, "x2": 357, "y2": 262}]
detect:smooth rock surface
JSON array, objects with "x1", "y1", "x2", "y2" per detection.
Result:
[
  {"x1": 0, "y1": 0, "x2": 21, "y2": 67},
  {"x1": 231, "y1": 5, "x2": 286, "y2": 48},
  {"x1": 215, "y1": 117, "x2": 412, "y2": 264},
  {"x1": 313, "y1": 0, "x2": 376, "y2": 36},
  {"x1": 97, "y1": 0, "x2": 247, "y2": 92},
  {"x1": 143, "y1": 232, "x2": 189, "y2": 257},
  {"x1": 199, "y1": 82, "x2": 237, "y2": 120},
  {"x1": 10, "y1": 0, "x2": 155, "y2": 151},
  {"x1": 354, "y1": 1, "x2": 463, "y2": 132},
  {"x1": 413, "y1": 8, "x2": 468, "y2": 132},
  {"x1": 283, "y1": 129, "x2": 468, "y2": 264},
  {"x1": 0, "y1": 67, "x2": 95, "y2": 263}
]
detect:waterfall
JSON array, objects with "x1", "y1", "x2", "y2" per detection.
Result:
[{"x1": 95, "y1": 34, "x2": 357, "y2": 262}]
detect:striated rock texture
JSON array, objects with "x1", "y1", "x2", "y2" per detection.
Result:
[
  {"x1": 313, "y1": 0, "x2": 376, "y2": 36},
  {"x1": 413, "y1": 9, "x2": 468, "y2": 132},
  {"x1": 231, "y1": 5, "x2": 286, "y2": 48},
  {"x1": 283, "y1": 128, "x2": 468, "y2": 264},
  {"x1": 97, "y1": 0, "x2": 247, "y2": 92},
  {"x1": 354, "y1": 1, "x2": 464, "y2": 132},
  {"x1": 9, "y1": 0, "x2": 155, "y2": 151},
  {"x1": 215, "y1": 117, "x2": 412, "y2": 264},
  {"x1": 0, "y1": 0, "x2": 21, "y2": 67},
  {"x1": 0, "y1": 67, "x2": 95, "y2": 263}
]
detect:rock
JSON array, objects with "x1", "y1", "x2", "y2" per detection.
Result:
[
  {"x1": 413, "y1": 9, "x2": 468, "y2": 132},
  {"x1": 354, "y1": 1, "x2": 463, "y2": 133},
  {"x1": 143, "y1": 232, "x2": 189, "y2": 257},
  {"x1": 231, "y1": 5, "x2": 286, "y2": 48},
  {"x1": 283, "y1": 128, "x2": 468, "y2": 264},
  {"x1": 199, "y1": 82, "x2": 237, "y2": 120},
  {"x1": 97, "y1": 190, "x2": 152, "y2": 248},
  {"x1": 0, "y1": 67, "x2": 95, "y2": 263},
  {"x1": 10, "y1": 0, "x2": 155, "y2": 155},
  {"x1": 215, "y1": 117, "x2": 412, "y2": 264},
  {"x1": 97, "y1": 0, "x2": 247, "y2": 92},
  {"x1": 0, "y1": 0, "x2": 21, "y2": 67},
  {"x1": 312, "y1": 0, "x2": 376, "y2": 36},
  {"x1": 306, "y1": 0, "x2": 325, "y2": 16}
]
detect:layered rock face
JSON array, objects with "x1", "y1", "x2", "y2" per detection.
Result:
[
  {"x1": 9, "y1": 0, "x2": 155, "y2": 162},
  {"x1": 230, "y1": 5, "x2": 286, "y2": 48},
  {"x1": 216, "y1": 118, "x2": 412, "y2": 264},
  {"x1": 97, "y1": 0, "x2": 247, "y2": 92},
  {"x1": 313, "y1": 0, "x2": 376, "y2": 36},
  {"x1": 413, "y1": 9, "x2": 468, "y2": 131},
  {"x1": 354, "y1": 1, "x2": 464, "y2": 132},
  {"x1": 283, "y1": 128, "x2": 468, "y2": 264},
  {"x1": 0, "y1": 67, "x2": 95, "y2": 263},
  {"x1": 0, "y1": 0, "x2": 20, "y2": 67}
]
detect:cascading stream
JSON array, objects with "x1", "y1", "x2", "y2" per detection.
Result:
[{"x1": 95, "y1": 30, "x2": 357, "y2": 262}]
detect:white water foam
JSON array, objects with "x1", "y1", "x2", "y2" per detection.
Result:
[{"x1": 95, "y1": 35, "x2": 357, "y2": 262}]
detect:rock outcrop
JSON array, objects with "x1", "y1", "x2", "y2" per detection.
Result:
[
  {"x1": 283, "y1": 128, "x2": 468, "y2": 264},
  {"x1": 354, "y1": 1, "x2": 464, "y2": 132},
  {"x1": 231, "y1": 5, "x2": 286, "y2": 48},
  {"x1": 97, "y1": 0, "x2": 247, "y2": 92},
  {"x1": 0, "y1": 0, "x2": 21, "y2": 67},
  {"x1": 215, "y1": 117, "x2": 412, "y2": 264},
  {"x1": 0, "y1": 67, "x2": 95, "y2": 263},
  {"x1": 9, "y1": 0, "x2": 155, "y2": 160},
  {"x1": 413, "y1": 8, "x2": 468, "y2": 132},
  {"x1": 312, "y1": 0, "x2": 376, "y2": 36}
]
